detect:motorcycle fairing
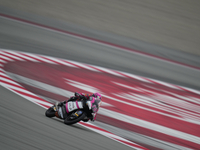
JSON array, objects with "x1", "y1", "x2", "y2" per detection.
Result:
[{"x1": 66, "y1": 101, "x2": 83, "y2": 113}]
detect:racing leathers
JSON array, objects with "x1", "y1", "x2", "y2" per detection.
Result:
[{"x1": 56, "y1": 92, "x2": 102, "y2": 122}]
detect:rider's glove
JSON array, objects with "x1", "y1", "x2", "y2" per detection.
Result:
[
  {"x1": 71, "y1": 96, "x2": 76, "y2": 100},
  {"x1": 75, "y1": 92, "x2": 80, "y2": 97},
  {"x1": 58, "y1": 102, "x2": 64, "y2": 107},
  {"x1": 80, "y1": 95, "x2": 87, "y2": 100},
  {"x1": 68, "y1": 96, "x2": 77, "y2": 101}
]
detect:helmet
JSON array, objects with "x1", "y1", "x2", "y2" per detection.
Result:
[{"x1": 93, "y1": 92, "x2": 102, "y2": 100}]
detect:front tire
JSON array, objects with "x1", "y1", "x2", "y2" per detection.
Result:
[
  {"x1": 64, "y1": 112, "x2": 86, "y2": 125},
  {"x1": 45, "y1": 106, "x2": 56, "y2": 117}
]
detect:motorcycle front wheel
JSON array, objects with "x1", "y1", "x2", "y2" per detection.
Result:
[
  {"x1": 45, "y1": 106, "x2": 56, "y2": 118},
  {"x1": 64, "y1": 111, "x2": 86, "y2": 125}
]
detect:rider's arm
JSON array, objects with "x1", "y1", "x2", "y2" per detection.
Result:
[{"x1": 75, "y1": 92, "x2": 93, "y2": 100}]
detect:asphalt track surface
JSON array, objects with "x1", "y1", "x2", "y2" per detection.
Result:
[
  {"x1": 0, "y1": 9, "x2": 200, "y2": 150},
  {"x1": 1, "y1": 0, "x2": 200, "y2": 56},
  {"x1": 0, "y1": 85, "x2": 134, "y2": 150},
  {"x1": 0, "y1": 13, "x2": 139, "y2": 150}
]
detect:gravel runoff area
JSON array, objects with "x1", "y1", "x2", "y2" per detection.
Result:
[{"x1": 1, "y1": 0, "x2": 200, "y2": 56}]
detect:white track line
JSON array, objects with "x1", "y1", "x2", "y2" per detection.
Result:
[
  {"x1": 1, "y1": 49, "x2": 200, "y2": 149},
  {"x1": 1, "y1": 14, "x2": 200, "y2": 72}
]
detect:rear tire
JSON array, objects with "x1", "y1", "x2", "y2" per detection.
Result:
[
  {"x1": 45, "y1": 106, "x2": 56, "y2": 117},
  {"x1": 64, "y1": 112, "x2": 86, "y2": 125}
]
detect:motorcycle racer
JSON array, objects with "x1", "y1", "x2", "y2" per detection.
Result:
[{"x1": 55, "y1": 92, "x2": 102, "y2": 122}]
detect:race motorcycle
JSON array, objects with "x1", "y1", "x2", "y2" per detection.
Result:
[{"x1": 45, "y1": 98, "x2": 98, "y2": 125}]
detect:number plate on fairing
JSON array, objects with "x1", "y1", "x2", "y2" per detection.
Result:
[{"x1": 67, "y1": 101, "x2": 78, "y2": 112}]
